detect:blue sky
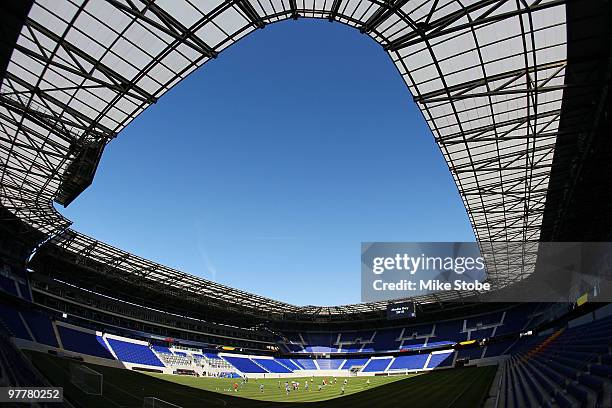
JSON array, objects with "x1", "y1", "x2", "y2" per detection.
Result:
[{"x1": 58, "y1": 19, "x2": 474, "y2": 306}]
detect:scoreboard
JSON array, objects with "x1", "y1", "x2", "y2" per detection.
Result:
[{"x1": 386, "y1": 301, "x2": 416, "y2": 320}]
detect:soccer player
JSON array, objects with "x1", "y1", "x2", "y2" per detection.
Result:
[
  {"x1": 341, "y1": 385, "x2": 345, "y2": 395},
  {"x1": 305, "y1": 381, "x2": 309, "y2": 391},
  {"x1": 260, "y1": 384, "x2": 264, "y2": 393},
  {"x1": 366, "y1": 378, "x2": 370, "y2": 387},
  {"x1": 233, "y1": 382, "x2": 238, "y2": 392}
]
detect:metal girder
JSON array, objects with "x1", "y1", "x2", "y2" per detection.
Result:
[
  {"x1": 234, "y1": 0, "x2": 266, "y2": 29},
  {"x1": 328, "y1": 0, "x2": 343, "y2": 22},
  {"x1": 384, "y1": 0, "x2": 564, "y2": 52},
  {"x1": 288, "y1": 0, "x2": 299, "y2": 20},
  {"x1": 415, "y1": 60, "x2": 567, "y2": 104},
  {"x1": 360, "y1": 0, "x2": 410, "y2": 34},
  {"x1": 25, "y1": 18, "x2": 157, "y2": 105},
  {"x1": 437, "y1": 110, "x2": 561, "y2": 143},
  {"x1": 104, "y1": 0, "x2": 218, "y2": 59}
]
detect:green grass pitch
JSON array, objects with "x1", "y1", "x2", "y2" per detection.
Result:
[
  {"x1": 145, "y1": 371, "x2": 418, "y2": 402},
  {"x1": 25, "y1": 350, "x2": 497, "y2": 408}
]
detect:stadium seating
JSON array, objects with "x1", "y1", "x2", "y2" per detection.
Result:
[
  {"x1": 362, "y1": 357, "x2": 393, "y2": 372},
  {"x1": 500, "y1": 314, "x2": 612, "y2": 408},
  {"x1": 0, "y1": 304, "x2": 32, "y2": 341},
  {"x1": 20, "y1": 310, "x2": 57, "y2": 347},
  {"x1": 106, "y1": 338, "x2": 164, "y2": 366},
  {"x1": 341, "y1": 358, "x2": 369, "y2": 369},
  {"x1": 388, "y1": 354, "x2": 429, "y2": 371},
  {"x1": 275, "y1": 358, "x2": 301, "y2": 371},
  {"x1": 159, "y1": 352, "x2": 192, "y2": 367},
  {"x1": 399, "y1": 337, "x2": 427, "y2": 350},
  {"x1": 371, "y1": 328, "x2": 402, "y2": 351},
  {"x1": 469, "y1": 327, "x2": 496, "y2": 340},
  {"x1": 341, "y1": 343, "x2": 365, "y2": 352},
  {"x1": 457, "y1": 347, "x2": 484, "y2": 360},
  {"x1": 316, "y1": 359, "x2": 345, "y2": 370},
  {"x1": 420, "y1": 340, "x2": 454, "y2": 348},
  {"x1": 426, "y1": 352, "x2": 455, "y2": 368},
  {"x1": 222, "y1": 356, "x2": 268, "y2": 373},
  {"x1": 57, "y1": 326, "x2": 114, "y2": 359},
  {"x1": 432, "y1": 320, "x2": 467, "y2": 343},
  {"x1": 465, "y1": 312, "x2": 504, "y2": 329},
  {"x1": 402, "y1": 324, "x2": 434, "y2": 338},
  {"x1": 339, "y1": 331, "x2": 373, "y2": 343},
  {"x1": 151, "y1": 345, "x2": 171, "y2": 354},
  {"x1": 294, "y1": 359, "x2": 317, "y2": 370},
  {"x1": 284, "y1": 307, "x2": 532, "y2": 355},
  {"x1": 252, "y1": 358, "x2": 292, "y2": 373}
]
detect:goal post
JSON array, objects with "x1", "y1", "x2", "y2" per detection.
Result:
[
  {"x1": 69, "y1": 362, "x2": 103, "y2": 395},
  {"x1": 143, "y1": 397, "x2": 183, "y2": 408}
]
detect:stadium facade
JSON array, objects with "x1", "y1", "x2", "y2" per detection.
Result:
[{"x1": 0, "y1": 0, "x2": 611, "y2": 407}]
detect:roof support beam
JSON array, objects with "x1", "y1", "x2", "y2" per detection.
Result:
[
  {"x1": 385, "y1": 0, "x2": 565, "y2": 52},
  {"x1": 328, "y1": 0, "x2": 343, "y2": 22},
  {"x1": 234, "y1": 0, "x2": 266, "y2": 29},
  {"x1": 360, "y1": 0, "x2": 409, "y2": 34},
  {"x1": 104, "y1": 0, "x2": 218, "y2": 59}
]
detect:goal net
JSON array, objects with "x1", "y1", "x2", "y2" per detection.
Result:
[
  {"x1": 69, "y1": 363, "x2": 103, "y2": 395},
  {"x1": 143, "y1": 397, "x2": 183, "y2": 408}
]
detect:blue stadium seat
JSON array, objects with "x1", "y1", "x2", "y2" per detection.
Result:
[
  {"x1": 222, "y1": 356, "x2": 267, "y2": 373},
  {"x1": 58, "y1": 326, "x2": 114, "y2": 359},
  {"x1": 362, "y1": 358, "x2": 392, "y2": 372},
  {"x1": 151, "y1": 345, "x2": 171, "y2": 354},
  {"x1": 20, "y1": 311, "x2": 57, "y2": 347},
  {"x1": 0, "y1": 304, "x2": 31, "y2": 341},
  {"x1": 427, "y1": 352, "x2": 454, "y2": 368},
  {"x1": 340, "y1": 331, "x2": 373, "y2": 343},
  {"x1": 432, "y1": 321, "x2": 466, "y2": 343},
  {"x1": 341, "y1": 358, "x2": 369, "y2": 369},
  {"x1": 457, "y1": 347, "x2": 484, "y2": 360},
  {"x1": 275, "y1": 358, "x2": 301, "y2": 370},
  {"x1": 316, "y1": 359, "x2": 344, "y2": 370},
  {"x1": 252, "y1": 358, "x2": 292, "y2": 373},
  {"x1": 106, "y1": 338, "x2": 163, "y2": 366},
  {"x1": 388, "y1": 354, "x2": 428, "y2": 370},
  {"x1": 371, "y1": 328, "x2": 401, "y2": 351},
  {"x1": 465, "y1": 312, "x2": 504, "y2": 329},
  {"x1": 294, "y1": 359, "x2": 317, "y2": 370}
]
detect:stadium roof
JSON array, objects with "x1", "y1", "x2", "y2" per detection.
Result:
[{"x1": 1, "y1": 0, "x2": 570, "y2": 314}]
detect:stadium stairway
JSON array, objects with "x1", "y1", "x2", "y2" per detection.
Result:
[{"x1": 499, "y1": 315, "x2": 612, "y2": 408}]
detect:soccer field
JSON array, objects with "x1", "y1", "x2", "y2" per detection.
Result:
[
  {"x1": 26, "y1": 350, "x2": 497, "y2": 408},
  {"x1": 145, "y1": 372, "x2": 417, "y2": 402}
]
